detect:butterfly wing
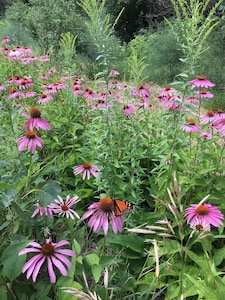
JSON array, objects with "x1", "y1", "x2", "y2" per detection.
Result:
[{"x1": 113, "y1": 199, "x2": 133, "y2": 217}]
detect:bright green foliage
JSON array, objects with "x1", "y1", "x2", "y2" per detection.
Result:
[
  {"x1": 77, "y1": 0, "x2": 125, "y2": 78},
  {"x1": 59, "y1": 32, "x2": 77, "y2": 70},
  {"x1": 166, "y1": 0, "x2": 223, "y2": 77},
  {"x1": 1, "y1": 1, "x2": 225, "y2": 299},
  {"x1": 127, "y1": 35, "x2": 149, "y2": 84}
]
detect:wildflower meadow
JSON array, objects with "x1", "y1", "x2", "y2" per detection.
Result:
[{"x1": 1, "y1": 0, "x2": 225, "y2": 299}]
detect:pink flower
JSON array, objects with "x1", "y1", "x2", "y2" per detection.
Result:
[
  {"x1": 73, "y1": 163, "x2": 100, "y2": 180},
  {"x1": 200, "y1": 110, "x2": 216, "y2": 124},
  {"x1": 83, "y1": 88, "x2": 97, "y2": 99},
  {"x1": 39, "y1": 55, "x2": 50, "y2": 62},
  {"x1": 23, "y1": 107, "x2": 51, "y2": 131},
  {"x1": 37, "y1": 93, "x2": 53, "y2": 104},
  {"x1": 186, "y1": 96, "x2": 200, "y2": 104},
  {"x1": 181, "y1": 119, "x2": 200, "y2": 133},
  {"x1": 200, "y1": 132, "x2": 212, "y2": 140},
  {"x1": 184, "y1": 203, "x2": 224, "y2": 231},
  {"x1": 2, "y1": 36, "x2": 10, "y2": 44},
  {"x1": 190, "y1": 218, "x2": 210, "y2": 236},
  {"x1": 188, "y1": 75, "x2": 215, "y2": 89},
  {"x1": 18, "y1": 239, "x2": 76, "y2": 283},
  {"x1": 24, "y1": 91, "x2": 37, "y2": 98},
  {"x1": 195, "y1": 90, "x2": 214, "y2": 99},
  {"x1": 31, "y1": 203, "x2": 53, "y2": 218},
  {"x1": 123, "y1": 105, "x2": 136, "y2": 115},
  {"x1": 48, "y1": 195, "x2": 80, "y2": 219},
  {"x1": 82, "y1": 197, "x2": 125, "y2": 235},
  {"x1": 72, "y1": 86, "x2": 83, "y2": 95},
  {"x1": 19, "y1": 77, "x2": 34, "y2": 90},
  {"x1": 214, "y1": 110, "x2": 225, "y2": 120},
  {"x1": 17, "y1": 131, "x2": 43, "y2": 154},
  {"x1": 109, "y1": 67, "x2": 120, "y2": 76},
  {"x1": 159, "y1": 85, "x2": 175, "y2": 97}
]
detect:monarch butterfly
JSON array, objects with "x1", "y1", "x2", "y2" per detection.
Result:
[{"x1": 112, "y1": 199, "x2": 134, "y2": 217}]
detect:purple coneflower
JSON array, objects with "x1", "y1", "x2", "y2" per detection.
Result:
[
  {"x1": 181, "y1": 119, "x2": 200, "y2": 133},
  {"x1": 159, "y1": 85, "x2": 175, "y2": 97},
  {"x1": 48, "y1": 195, "x2": 80, "y2": 219},
  {"x1": 23, "y1": 107, "x2": 51, "y2": 131},
  {"x1": 200, "y1": 132, "x2": 212, "y2": 140},
  {"x1": 31, "y1": 203, "x2": 53, "y2": 218},
  {"x1": 200, "y1": 110, "x2": 216, "y2": 124},
  {"x1": 73, "y1": 163, "x2": 100, "y2": 180},
  {"x1": 82, "y1": 197, "x2": 125, "y2": 235},
  {"x1": 195, "y1": 90, "x2": 214, "y2": 99},
  {"x1": 184, "y1": 203, "x2": 224, "y2": 231},
  {"x1": 37, "y1": 93, "x2": 53, "y2": 104},
  {"x1": 2, "y1": 36, "x2": 10, "y2": 44},
  {"x1": 109, "y1": 67, "x2": 120, "y2": 76},
  {"x1": 215, "y1": 109, "x2": 225, "y2": 120},
  {"x1": 24, "y1": 91, "x2": 36, "y2": 98},
  {"x1": 18, "y1": 239, "x2": 75, "y2": 283},
  {"x1": 123, "y1": 105, "x2": 136, "y2": 115},
  {"x1": 39, "y1": 55, "x2": 50, "y2": 62},
  {"x1": 17, "y1": 131, "x2": 43, "y2": 154},
  {"x1": 188, "y1": 75, "x2": 215, "y2": 89}
]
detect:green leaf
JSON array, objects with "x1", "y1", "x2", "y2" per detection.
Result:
[
  {"x1": 1, "y1": 239, "x2": 29, "y2": 282},
  {"x1": 0, "y1": 286, "x2": 7, "y2": 300},
  {"x1": 92, "y1": 264, "x2": 103, "y2": 283},
  {"x1": 86, "y1": 253, "x2": 100, "y2": 266},
  {"x1": 39, "y1": 181, "x2": 61, "y2": 206},
  {"x1": 0, "y1": 182, "x2": 12, "y2": 189},
  {"x1": 108, "y1": 234, "x2": 144, "y2": 253},
  {"x1": 184, "y1": 273, "x2": 221, "y2": 300},
  {"x1": 11, "y1": 201, "x2": 26, "y2": 220},
  {"x1": 213, "y1": 246, "x2": 225, "y2": 266}
]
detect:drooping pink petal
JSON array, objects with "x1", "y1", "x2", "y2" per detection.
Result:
[
  {"x1": 32, "y1": 256, "x2": 45, "y2": 282},
  {"x1": 51, "y1": 256, "x2": 67, "y2": 276},
  {"x1": 47, "y1": 257, "x2": 56, "y2": 283},
  {"x1": 54, "y1": 253, "x2": 73, "y2": 269},
  {"x1": 22, "y1": 254, "x2": 42, "y2": 274}
]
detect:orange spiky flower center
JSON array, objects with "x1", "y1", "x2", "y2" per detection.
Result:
[
  {"x1": 197, "y1": 75, "x2": 207, "y2": 80},
  {"x1": 82, "y1": 162, "x2": 91, "y2": 169},
  {"x1": 99, "y1": 197, "x2": 113, "y2": 212},
  {"x1": 206, "y1": 110, "x2": 214, "y2": 117},
  {"x1": 186, "y1": 119, "x2": 196, "y2": 125},
  {"x1": 25, "y1": 131, "x2": 36, "y2": 139},
  {"x1": 195, "y1": 204, "x2": 209, "y2": 216},
  {"x1": 29, "y1": 107, "x2": 41, "y2": 118},
  {"x1": 41, "y1": 242, "x2": 55, "y2": 256},
  {"x1": 61, "y1": 204, "x2": 69, "y2": 211}
]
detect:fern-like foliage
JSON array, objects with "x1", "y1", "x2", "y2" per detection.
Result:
[
  {"x1": 166, "y1": 0, "x2": 223, "y2": 77},
  {"x1": 127, "y1": 37, "x2": 149, "y2": 84},
  {"x1": 59, "y1": 32, "x2": 77, "y2": 68},
  {"x1": 77, "y1": 0, "x2": 124, "y2": 79}
]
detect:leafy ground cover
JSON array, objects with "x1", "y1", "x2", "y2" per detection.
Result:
[{"x1": 1, "y1": 34, "x2": 225, "y2": 300}]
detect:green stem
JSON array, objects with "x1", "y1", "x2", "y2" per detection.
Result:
[{"x1": 100, "y1": 235, "x2": 107, "y2": 258}]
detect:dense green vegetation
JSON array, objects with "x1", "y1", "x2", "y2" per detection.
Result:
[
  {"x1": 0, "y1": 0, "x2": 224, "y2": 94},
  {"x1": 1, "y1": 0, "x2": 225, "y2": 299}
]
